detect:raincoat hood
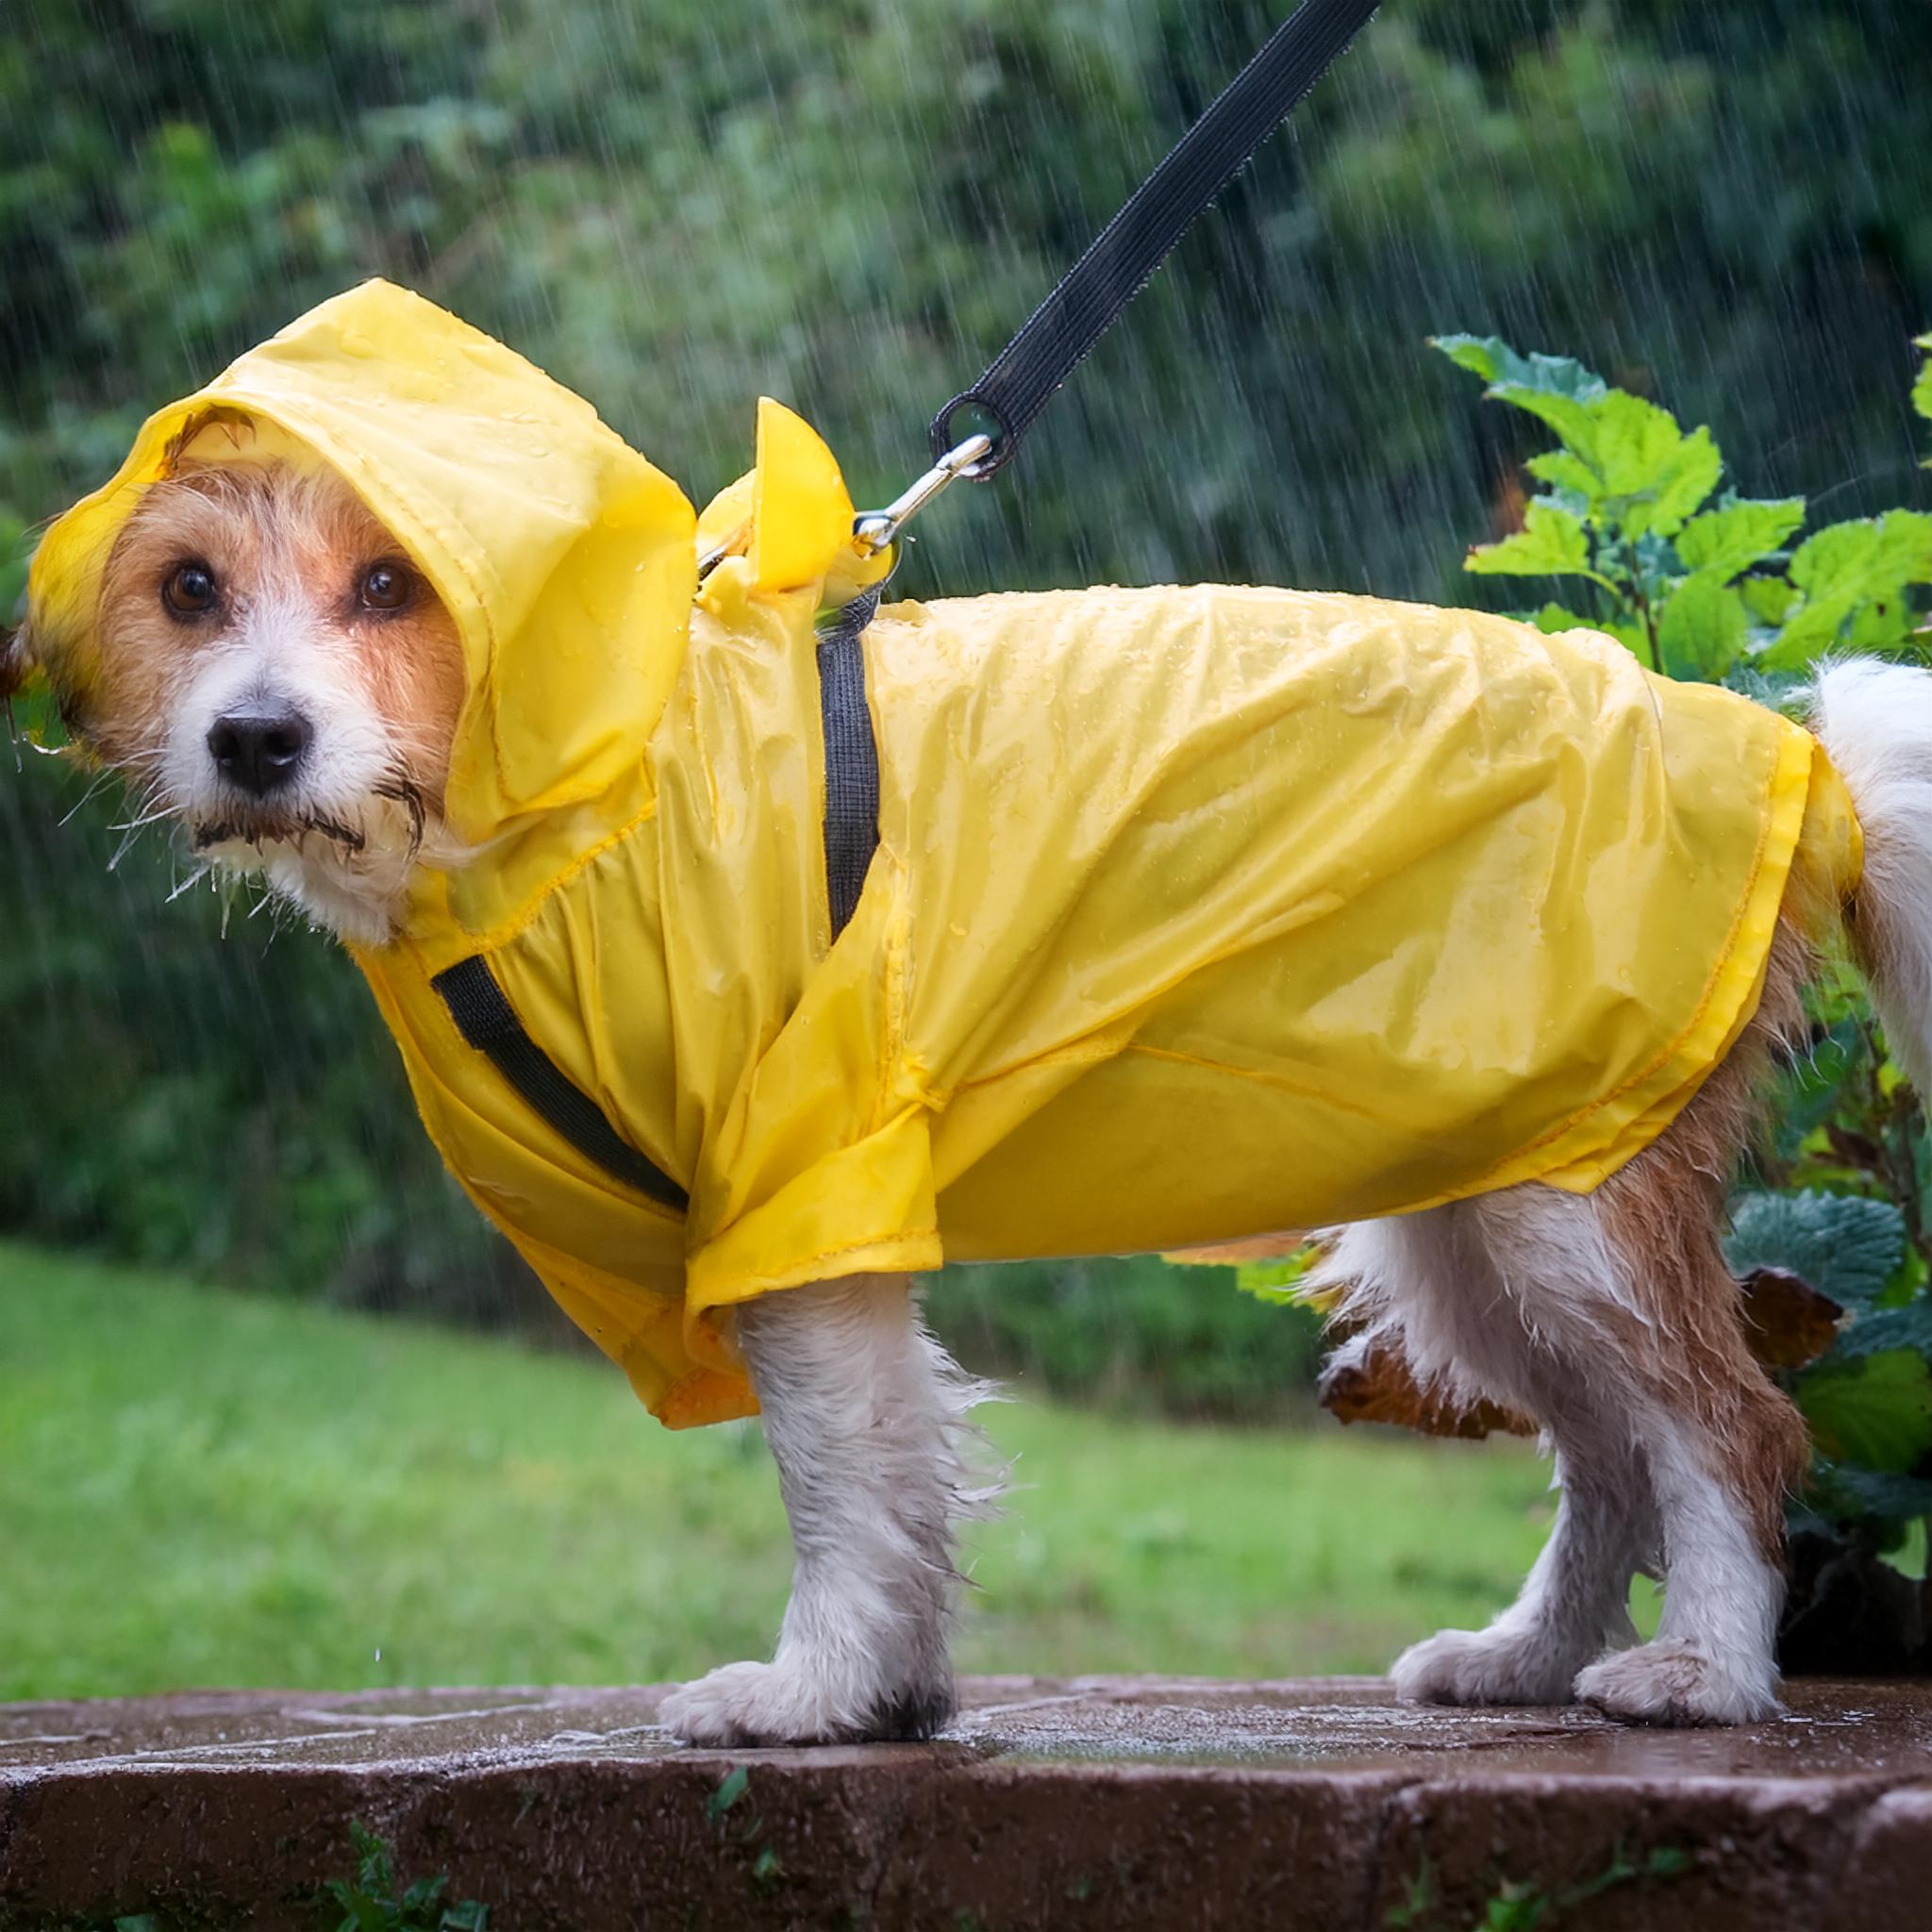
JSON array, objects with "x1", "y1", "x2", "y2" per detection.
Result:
[
  {"x1": 27, "y1": 279, "x2": 698, "y2": 903},
  {"x1": 26, "y1": 285, "x2": 1866, "y2": 1432}
]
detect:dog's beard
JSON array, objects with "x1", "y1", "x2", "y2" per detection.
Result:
[
  {"x1": 179, "y1": 764, "x2": 441, "y2": 943},
  {"x1": 190, "y1": 762, "x2": 427, "y2": 859},
  {"x1": 192, "y1": 806, "x2": 368, "y2": 854}
]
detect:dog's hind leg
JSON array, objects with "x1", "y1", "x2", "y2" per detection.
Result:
[
  {"x1": 1561, "y1": 1124, "x2": 1809, "y2": 1724},
  {"x1": 1331, "y1": 922, "x2": 1813, "y2": 1724},
  {"x1": 658, "y1": 1274, "x2": 998, "y2": 1747},
  {"x1": 1319, "y1": 1207, "x2": 1657, "y2": 1708}
]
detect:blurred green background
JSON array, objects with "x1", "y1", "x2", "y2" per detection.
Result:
[
  {"x1": 1, "y1": 0, "x2": 1930, "y2": 1693},
  {"x1": 4, "y1": 0, "x2": 1928, "y2": 1372}
]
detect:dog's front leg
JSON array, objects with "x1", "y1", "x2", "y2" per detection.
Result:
[{"x1": 659, "y1": 1273, "x2": 994, "y2": 1746}]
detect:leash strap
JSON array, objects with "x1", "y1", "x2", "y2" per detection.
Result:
[
  {"x1": 816, "y1": 586, "x2": 884, "y2": 939},
  {"x1": 432, "y1": 956, "x2": 690, "y2": 1214},
  {"x1": 928, "y1": 0, "x2": 1380, "y2": 478}
]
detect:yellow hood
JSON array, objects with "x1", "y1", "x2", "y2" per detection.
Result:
[{"x1": 27, "y1": 278, "x2": 697, "y2": 887}]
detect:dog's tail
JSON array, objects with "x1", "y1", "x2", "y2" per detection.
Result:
[{"x1": 1812, "y1": 658, "x2": 1932, "y2": 1093}]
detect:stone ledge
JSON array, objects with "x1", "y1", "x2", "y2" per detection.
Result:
[{"x1": 3, "y1": 1677, "x2": 1930, "y2": 1929}]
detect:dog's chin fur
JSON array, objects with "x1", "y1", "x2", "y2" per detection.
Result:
[
  {"x1": 194, "y1": 801, "x2": 468, "y2": 947},
  {"x1": 86, "y1": 454, "x2": 468, "y2": 945}
]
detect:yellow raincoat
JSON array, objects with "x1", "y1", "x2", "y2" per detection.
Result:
[{"x1": 27, "y1": 281, "x2": 1863, "y2": 1427}]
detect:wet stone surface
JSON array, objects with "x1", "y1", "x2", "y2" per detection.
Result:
[{"x1": 3, "y1": 1676, "x2": 1931, "y2": 1928}]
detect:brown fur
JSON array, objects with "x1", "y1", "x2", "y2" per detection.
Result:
[
  {"x1": 1593, "y1": 911, "x2": 1819, "y2": 1562},
  {"x1": 94, "y1": 460, "x2": 465, "y2": 812}
]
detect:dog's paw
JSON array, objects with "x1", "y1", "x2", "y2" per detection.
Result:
[
  {"x1": 1574, "y1": 1640, "x2": 1778, "y2": 1726},
  {"x1": 1391, "y1": 1625, "x2": 1581, "y2": 1707},
  {"x1": 658, "y1": 1659, "x2": 956, "y2": 1747}
]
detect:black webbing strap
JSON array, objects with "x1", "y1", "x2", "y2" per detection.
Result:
[
  {"x1": 930, "y1": 0, "x2": 1380, "y2": 476},
  {"x1": 431, "y1": 956, "x2": 689, "y2": 1214},
  {"x1": 816, "y1": 586, "x2": 883, "y2": 939}
]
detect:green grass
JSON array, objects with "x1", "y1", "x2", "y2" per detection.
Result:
[{"x1": 0, "y1": 1241, "x2": 1557, "y2": 1699}]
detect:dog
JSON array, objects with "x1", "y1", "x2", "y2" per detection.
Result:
[{"x1": 12, "y1": 281, "x2": 1932, "y2": 1744}]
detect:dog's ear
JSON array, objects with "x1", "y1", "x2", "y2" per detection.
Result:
[
  {"x1": 0, "y1": 620, "x2": 62, "y2": 749},
  {"x1": 0, "y1": 622, "x2": 27, "y2": 704}
]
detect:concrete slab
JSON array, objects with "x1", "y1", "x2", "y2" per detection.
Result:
[{"x1": 2, "y1": 1676, "x2": 1929, "y2": 1929}]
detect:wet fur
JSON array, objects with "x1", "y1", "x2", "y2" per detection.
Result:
[
  {"x1": 88, "y1": 460, "x2": 467, "y2": 941},
  {"x1": 41, "y1": 449, "x2": 1932, "y2": 1740}
]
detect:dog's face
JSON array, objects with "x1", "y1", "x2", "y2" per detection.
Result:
[{"x1": 88, "y1": 460, "x2": 467, "y2": 943}]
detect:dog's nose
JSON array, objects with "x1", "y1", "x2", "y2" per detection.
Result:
[{"x1": 207, "y1": 708, "x2": 312, "y2": 796}]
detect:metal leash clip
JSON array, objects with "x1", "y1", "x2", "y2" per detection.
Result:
[{"x1": 851, "y1": 431, "x2": 996, "y2": 557}]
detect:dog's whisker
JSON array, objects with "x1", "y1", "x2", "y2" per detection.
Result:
[
  {"x1": 105, "y1": 800, "x2": 182, "y2": 834},
  {"x1": 58, "y1": 767, "x2": 121, "y2": 826},
  {"x1": 105, "y1": 820, "x2": 153, "y2": 872}
]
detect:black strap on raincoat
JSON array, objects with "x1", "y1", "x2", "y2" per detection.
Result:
[
  {"x1": 816, "y1": 585, "x2": 883, "y2": 939},
  {"x1": 429, "y1": 591, "x2": 882, "y2": 1202},
  {"x1": 432, "y1": 956, "x2": 690, "y2": 1214},
  {"x1": 930, "y1": 0, "x2": 1379, "y2": 477}
]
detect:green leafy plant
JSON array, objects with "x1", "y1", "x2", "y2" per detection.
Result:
[
  {"x1": 1441, "y1": 333, "x2": 1932, "y2": 1622},
  {"x1": 706, "y1": 1766, "x2": 785, "y2": 1892},
  {"x1": 1388, "y1": 1841, "x2": 1688, "y2": 1931},
  {"x1": 315, "y1": 1823, "x2": 490, "y2": 1932},
  {"x1": 1435, "y1": 333, "x2": 1932, "y2": 681}
]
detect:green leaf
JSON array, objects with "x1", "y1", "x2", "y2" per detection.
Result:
[
  {"x1": 1835, "y1": 1299, "x2": 1932, "y2": 1362},
  {"x1": 1763, "y1": 510, "x2": 1932, "y2": 667},
  {"x1": 1644, "y1": 427, "x2": 1724, "y2": 535},
  {"x1": 1675, "y1": 499, "x2": 1807, "y2": 581},
  {"x1": 1486, "y1": 385, "x2": 1607, "y2": 466},
  {"x1": 1430, "y1": 335, "x2": 1607, "y2": 402},
  {"x1": 1797, "y1": 1349, "x2": 1932, "y2": 1472},
  {"x1": 1525, "y1": 450, "x2": 1603, "y2": 505},
  {"x1": 1531, "y1": 603, "x2": 1602, "y2": 635},
  {"x1": 1914, "y1": 337, "x2": 1932, "y2": 432},
  {"x1": 1739, "y1": 575, "x2": 1800, "y2": 627},
  {"x1": 1804, "y1": 1460, "x2": 1932, "y2": 1526},
  {"x1": 1792, "y1": 511, "x2": 1932, "y2": 600},
  {"x1": 1529, "y1": 603, "x2": 1649, "y2": 658},
  {"x1": 1873, "y1": 508, "x2": 1932, "y2": 582},
  {"x1": 1657, "y1": 573, "x2": 1747, "y2": 678},
  {"x1": 1724, "y1": 1190, "x2": 1907, "y2": 1310},
  {"x1": 1847, "y1": 592, "x2": 1915, "y2": 651},
  {"x1": 1464, "y1": 501, "x2": 1590, "y2": 578},
  {"x1": 707, "y1": 1765, "x2": 751, "y2": 1823},
  {"x1": 1588, "y1": 391, "x2": 1721, "y2": 536}
]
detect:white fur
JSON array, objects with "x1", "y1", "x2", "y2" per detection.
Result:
[
  {"x1": 142, "y1": 480, "x2": 461, "y2": 943},
  {"x1": 1315, "y1": 1198, "x2": 1660, "y2": 1707},
  {"x1": 658, "y1": 1275, "x2": 999, "y2": 1746},
  {"x1": 1574, "y1": 1414, "x2": 1781, "y2": 1724},
  {"x1": 1309, "y1": 1183, "x2": 1792, "y2": 1723},
  {"x1": 1812, "y1": 658, "x2": 1932, "y2": 1093}
]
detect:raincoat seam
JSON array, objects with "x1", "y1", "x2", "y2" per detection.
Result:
[
  {"x1": 451, "y1": 794, "x2": 658, "y2": 953},
  {"x1": 873, "y1": 871, "x2": 916, "y2": 1135},
  {"x1": 713, "y1": 1227, "x2": 944, "y2": 1297},
  {"x1": 1117, "y1": 1041, "x2": 1399, "y2": 1123}
]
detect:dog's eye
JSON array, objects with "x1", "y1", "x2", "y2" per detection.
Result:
[
  {"x1": 359, "y1": 561, "x2": 414, "y2": 612},
  {"x1": 161, "y1": 560, "x2": 219, "y2": 619}
]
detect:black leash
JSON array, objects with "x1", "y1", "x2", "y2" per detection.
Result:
[{"x1": 928, "y1": 0, "x2": 1380, "y2": 483}]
